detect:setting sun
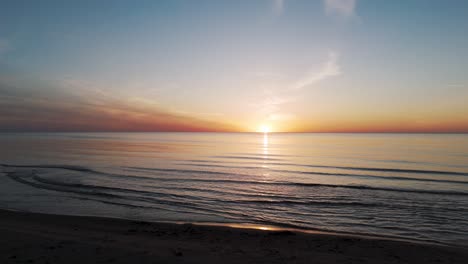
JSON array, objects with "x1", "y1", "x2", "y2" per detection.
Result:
[{"x1": 259, "y1": 125, "x2": 271, "y2": 133}]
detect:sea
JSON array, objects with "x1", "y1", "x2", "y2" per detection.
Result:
[{"x1": 0, "y1": 132, "x2": 467, "y2": 246}]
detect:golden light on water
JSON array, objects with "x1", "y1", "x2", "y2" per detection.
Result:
[
  {"x1": 262, "y1": 132, "x2": 269, "y2": 169},
  {"x1": 263, "y1": 134, "x2": 269, "y2": 149},
  {"x1": 223, "y1": 223, "x2": 277, "y2": 231}
]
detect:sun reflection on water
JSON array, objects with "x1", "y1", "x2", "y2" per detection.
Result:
[{"x1": 262, "y1": 133, "x2": 269, "y2": 169}]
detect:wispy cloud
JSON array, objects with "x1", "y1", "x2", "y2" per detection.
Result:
[
  {"x1": 257, "y1": 95, "x2": 296, "y2": 115},
  {"x1": 267, "y1": 113, "x2": 296, "y2": 121},
  {"x1": 173, "y1": 110, "x2": 224, "y2": 119},
  {"x1": 324, "y1": 0, "x2": 357, "y2": 17},
  {"x1": 291, "y1": 51, "x2": 341, "y2": 90},
  {"x1": 255, "y1": 51, "x2": 342, "y2": 124},
  {"x1": 0, "y1": 75, "x2": 238, "y2": 132},
  {"x1": 254, "y1": 94, "x2": 296, "y2": 126},
  {"x1": 273, "y1": 0, "x2": 285, "y2": 15}
]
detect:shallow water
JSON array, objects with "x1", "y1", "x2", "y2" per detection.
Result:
[{"x1": 0, "y1": 133, "x2": 467, "y2": 245}]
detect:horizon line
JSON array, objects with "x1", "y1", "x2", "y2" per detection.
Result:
[{"x1": 1, "y1": 131, "x2": 467, "y2": 135}]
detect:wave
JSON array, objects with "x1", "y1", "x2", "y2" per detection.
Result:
[
  {"x1": 3, "y1": 170, "x2": 246, "y2": 220},
  {"x1": 5, "y1": 170, "x2": 121, "y2": 199},
  {"x1": 177, "y1": 163, "x2": 468, "y2": 185},
  {"x1": 322, "y1": 166, "x2": 468, "y2": 176},
  {"x1": 1, "y1": 164, "x2": 95, "y2": 173},
  {"x1": 211, "y1": 156, "x2": 285, "y2": 161},
  {"x1": 226, "y1": 153, "x2": 302, "y2": 158},
  {"x1": 226, "y1": 199, "x2": 386, "y2": 207},
  {"x1": 186, "y1": 158, "x2": 468, "y2": 176},
  {"x1": 9, "y1": 170, "x2": 465, "y2": 214},
  {"x1": 3, "y1": 164, "x2": 467, "y2": 197}
]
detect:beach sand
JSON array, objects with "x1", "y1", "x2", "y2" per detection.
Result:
[{"x1": 0, "y1": 209, "x2": 466, "y2": 264}]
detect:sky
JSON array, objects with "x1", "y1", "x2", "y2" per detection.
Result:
[{"x1": 1, "y1": 0, "x2": 467, "y2": 133}]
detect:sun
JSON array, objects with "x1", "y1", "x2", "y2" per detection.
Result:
[{"x1": 259, "y1": 124, "x2": 271, "y2": 133}]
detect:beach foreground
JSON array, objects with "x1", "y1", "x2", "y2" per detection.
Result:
[{"x1": 0, "y1": 210, "x2": 466, "y2": 264}]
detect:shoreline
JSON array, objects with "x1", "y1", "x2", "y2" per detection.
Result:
[
  {"x1": 0, "y1": 209, "x2": 466, "y2": 263},
  {"x1": 1, "y1": 207, "x2": 451, "y2": 248}
]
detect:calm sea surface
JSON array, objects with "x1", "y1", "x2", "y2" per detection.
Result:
[{"x1": 0, "y1": 133, "x2": 467, "y2": 245}]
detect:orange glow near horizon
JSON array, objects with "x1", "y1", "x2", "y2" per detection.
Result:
[{"x1": 1, "y1": 79, "x2": 467, "y2": 133}]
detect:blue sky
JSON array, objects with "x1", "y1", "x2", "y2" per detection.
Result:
[{"x1": 1, "y1": 0, "x2": 467, "y2": 132}]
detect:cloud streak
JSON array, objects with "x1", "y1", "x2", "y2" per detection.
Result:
[
  {"x1": 0, "y1": 75, "x2": 238, "y2": 132},
  {"x1": 257, "y1": 95, "x2": 295, "y2": 116},
  {"x1": 324, "y1": 0, "x2": 357, "y2": 17},
  {"x1": 291, "y1": 51, "x2": 341, "y2": 90},
  {"x1": 255, "y1": 51, "x2": 341, "y2": 125}
]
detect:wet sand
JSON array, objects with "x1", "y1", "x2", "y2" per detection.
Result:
[{"x1": 0, "y1": 209, "x2": 466, "y2": 264}]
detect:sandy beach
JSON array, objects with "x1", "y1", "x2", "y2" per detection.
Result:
[{"x1": 0, "y1": 209, "x2": 466, "y2": 264}]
